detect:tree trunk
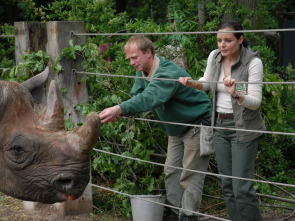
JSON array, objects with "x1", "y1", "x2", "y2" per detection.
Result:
[
  {"x1": 223, "y1": 0, "x2": 258, "y2": 26},
  {"x1": 115, "y1": 0, "x2": 129, "y2": 13},
  {"x1": 236, "y1": 0, "x2": 258, "y2": 25},
  {"x1": 198, "y1": 0, "x2": 205, "y2": 25},
  {"x1": 236, "y1": 0, "x2": 256, "y2": 11},
  {"x1": 149, "y1": 0, "x2": 154, "y2": 21}
]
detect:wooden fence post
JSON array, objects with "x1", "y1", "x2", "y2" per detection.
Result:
[
  {"x1": 46, "y1": 21, "x2": 88, "y2": 125},
  {"x1": 14, "y1": 21, "x2": 93, "y2": 218},
  {"x1": 14, "y1": 22, "x2": 48, "y2": 111}
]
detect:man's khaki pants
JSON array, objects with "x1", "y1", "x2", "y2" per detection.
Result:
[{"x1": 164, "y1": 126, "x2": 210, "y2": 217}]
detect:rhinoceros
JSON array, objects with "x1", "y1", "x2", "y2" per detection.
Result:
[{"x1": 0, "y1": 67, "x2": 101, "y2": 204}]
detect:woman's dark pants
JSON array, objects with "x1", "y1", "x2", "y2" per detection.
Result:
[{"x1": 214, "y1": 118, "x2": 263, "y2": 221}]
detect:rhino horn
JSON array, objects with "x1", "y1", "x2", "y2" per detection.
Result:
[
  {"x1": 21, "y1": 66, "x2": 49, "y2": 92},
  {"x1": 39, "y1": 80, "x2": 65, "y2": 131},
  {"x1": 67, "y1": 112, "x2": 101, "y2": 153}
]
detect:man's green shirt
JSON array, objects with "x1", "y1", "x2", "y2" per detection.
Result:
[{"x1": 120, "y1": 56, "x2": 212, "y2": 136}]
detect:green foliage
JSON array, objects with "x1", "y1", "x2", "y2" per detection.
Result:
[
  {"x1": 1, "y1": 50, "x2": 49, "y2": 82},
  {"x1": 45, "y1": 0, "x2": 129, "y2": 35},
  {"x1": 1, "y1": 49, "x2": 63, "y2": 82},
  {"x1": 65, "y1": 114, "x2": 76, "y2": 131},
  {"x1": 53, "y1": 56, "x2": 63, "y2": 73},
  {"x1": 1, "y1": 0, "x2": 295, "y2": 217},
  {"x1": 125, "y1": 0, "x2": 170, "y2": 23},
  {"x1": 0, "y1": 23, "x2": 15, "y2": 77},
  {"x1": 258, "y1": 63, "x2": 295, "y2": 179}
]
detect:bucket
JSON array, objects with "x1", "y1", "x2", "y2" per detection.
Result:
[{"x1": 130, "y1": 195, "x2": 166, "y2": 221}]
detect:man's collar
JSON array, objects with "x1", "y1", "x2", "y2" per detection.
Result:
[{"x1": 142, "y1": 55, "x2": 160, "y2": 82}]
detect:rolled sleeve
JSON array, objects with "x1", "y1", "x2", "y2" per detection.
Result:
[{"x1": 239, "y1": 58, "x2": 263, "y2": 110}]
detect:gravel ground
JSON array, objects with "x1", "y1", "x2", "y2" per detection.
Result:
[{"x1": 0, "y1": 192, "x2": 294, "y2": 221}]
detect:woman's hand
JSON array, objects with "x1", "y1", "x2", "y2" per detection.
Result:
[
  {"x1": 179, "y1": 77, "x2": 193, "y2": 86},
  {"x1": 223, "y1": 76, "x2": 237, "y2": 97}
]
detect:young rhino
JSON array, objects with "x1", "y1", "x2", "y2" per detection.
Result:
[{"x1": 0, "y1": 67, "x2": 101, "y2": 204}]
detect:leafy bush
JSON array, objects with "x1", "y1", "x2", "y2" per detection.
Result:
[{"x1": 0, "y1": 23, "x2": 15, "y2": 76}]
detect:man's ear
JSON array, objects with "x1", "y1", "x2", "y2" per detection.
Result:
[{"x1": 146, "y1": 49, "x2": 152, "y2": 58}]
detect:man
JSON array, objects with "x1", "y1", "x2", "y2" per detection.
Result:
[{"x1": 99, "y1": 35, "x2": 212, "y2": 221}]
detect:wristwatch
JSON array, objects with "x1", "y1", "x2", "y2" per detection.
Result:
[{"x1": 232, "y1": 92, "x2": 241, "y2": 99}]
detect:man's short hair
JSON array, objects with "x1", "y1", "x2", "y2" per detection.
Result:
[{"x1": 124, "y1": 35, "x2": 155, "y2": 55}]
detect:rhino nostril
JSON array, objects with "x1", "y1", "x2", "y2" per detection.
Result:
[{"x1": 55, "y1": 178, "x2": 74, "y2": 191}]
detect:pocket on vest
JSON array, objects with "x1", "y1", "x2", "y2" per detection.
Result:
[{"x1": 242, "y1": 108, "x2": 260, "y2": 121}]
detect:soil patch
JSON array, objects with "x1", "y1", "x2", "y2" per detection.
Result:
[{"x1": 0, "y1": 192, "x2": 294, "y2": 221}]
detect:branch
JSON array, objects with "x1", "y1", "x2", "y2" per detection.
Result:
[{"x1": 255, "y1": 174, "x2": 295, "y2": 199}]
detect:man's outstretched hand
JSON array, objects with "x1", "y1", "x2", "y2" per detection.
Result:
[{"x1": 98, "y1": 105, "x2": 123, "y2": 123}]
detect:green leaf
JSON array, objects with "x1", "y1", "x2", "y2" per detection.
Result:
[
  {"x1": 55, "y1": 56, "x2": 61, "y2": 64},
  {"x1": 61, "y1": 88, "x2": 67, "y2": 94}
]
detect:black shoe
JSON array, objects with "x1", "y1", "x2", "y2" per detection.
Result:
[{"x1": 178, "y1": 213, "x2": 198, "y2": 221}]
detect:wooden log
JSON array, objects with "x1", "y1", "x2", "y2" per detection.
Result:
[
  {"x1": 46, "y1": 21, "x2": 88, "y2": 125},
  {"x1": 14, "y1": 22, "x2": 47, "y2": 109},
  {"x1": 14, "y1": 22, "x2": 47, "y2": 64}
]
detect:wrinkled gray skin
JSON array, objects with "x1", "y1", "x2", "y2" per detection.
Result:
[{"x1": 0, "y1": 67, "x2": 101, "y2": 204}]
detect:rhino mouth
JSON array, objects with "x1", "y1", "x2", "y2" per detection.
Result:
[
  {"x1": 30, "y1": 173, "x2": 90, "y2": 204},
  {"x1": 35, "y1": 190, "x2": 82, "y2": 204},
  {"x1": 37, "y1": 185, "x2": 86, "y2": 204},
  {"x1": 55, "y1": 192, "x2": 80, "y2": 201},
  {"x1": 51, "y1": 174, "x2": 89, "y2": 201}
]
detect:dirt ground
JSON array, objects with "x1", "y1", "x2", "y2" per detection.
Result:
[
  {"x1": 0, "y1": 192, "x2": 294, "y2": 221},
  {"x1": 0, "y1": 192, "x2": 130, "y2": 221}
]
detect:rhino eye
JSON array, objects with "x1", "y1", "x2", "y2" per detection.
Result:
[
  {"x1": 6, "y1": 144, "x2": 26, "y2": 159},
  {"x1": 4, "y1": 135, "x2": 33, "y2": 168},
  {"x1": 11, "y1": 145, "x2": 24, "y2": 155}
]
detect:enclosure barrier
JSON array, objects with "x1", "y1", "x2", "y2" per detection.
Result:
[
  {"x1": 82, "y1": 71, "x2": 295, "y2": 219},
  {"x1": 71, "y1": 28, "x2": 295, "y2": 36},
  {"x1": 74, "y1": 69, "x2": 295, "y2": 138},
  {"x1": 0, "y1": 35, "x2": 14, "y2": 37},
  {"x1": 93, "y1": 146, "x2": 295, "y2": 189},
  {"x1": 71, "y1": 27, "x2": 295, "y2": 219},
  {"x1": 74, "y1": 70, "x2": 295, "y2": 85}
]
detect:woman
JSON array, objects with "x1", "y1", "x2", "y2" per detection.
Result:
[{"x1": 179, "y1": 20, "x2": 265, "y2": 221}]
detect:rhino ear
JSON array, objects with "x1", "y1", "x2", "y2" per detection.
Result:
[
  {"x1": 21, "y1": 66, "x2": 50, "y2": 104},
  {"x1": 21, "y1": 66, "x2": 49, "y2": 91},
  {"x1": 39, "y1": 80, "x2": 65, "y2": 131}
]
